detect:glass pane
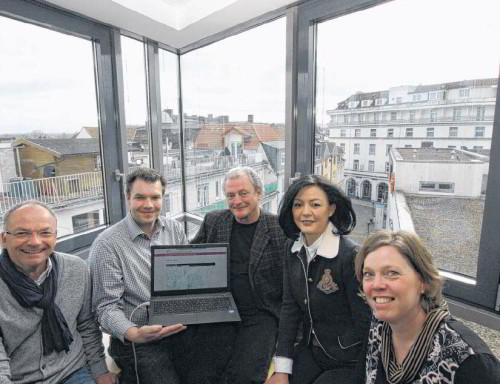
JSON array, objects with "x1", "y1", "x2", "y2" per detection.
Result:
[
  {"x1": 159, "y1": 48, "x2": 183, "y2": 217},
  {"x1": 181, "y1": 18, "x2": 286, "y2": 223},
  {"x1": 121, "y1": 36, "x2": 150, "y2": 169},
  {"x1": 0, "y1": 16, "x2": 106, "y2": 238},
  {"x1": 316, "y1": 0, "x2": 499, "y2": 278}
]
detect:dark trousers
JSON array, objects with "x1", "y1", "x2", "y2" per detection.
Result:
[
  {"x1": 109, "y1": 336, "x2": 180, "y2": 384},
  {"x1": 289, "y1": 341, "x2": 357, "y2": 384},
  {"x1": 174, "y1": 311, "x2": 278, "y2": 384}
]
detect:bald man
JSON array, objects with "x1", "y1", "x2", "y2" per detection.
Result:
[{"x1": 0, "y1": 201, "x2": 115, "y2": 384}]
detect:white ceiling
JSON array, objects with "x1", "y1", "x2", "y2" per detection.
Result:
[{"x1": 43, "y1": 0, "x2": 297, "y2": 49}]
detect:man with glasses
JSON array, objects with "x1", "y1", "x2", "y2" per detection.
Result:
[
  {"x1": 0, "y1": 201, "x2": 116, "y2": 384},
  {"x1": 176, "y1": 166, "x2": 287, "y2": 384},
  {"x1": 89, "y1": 168, "x2": 188, "y2": 384}
]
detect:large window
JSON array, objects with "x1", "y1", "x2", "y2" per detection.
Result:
[
  {"x1": 121, "y1": 36, "x2": 150, "y2": 169},
  {"x1": 314, "y1": 0, "x2": 499, "y2": 307},
  {"x1": 159, "y1": 48, "x2": 183, "y2": 217},
  {"x1": 181, "y1": 18, "x2": 286, "y2": 217},
  {"x1": 0, "y1": 14, "x2": 106, "y2": 238}
]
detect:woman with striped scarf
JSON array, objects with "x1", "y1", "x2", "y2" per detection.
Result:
[{"x1": 355, "y1": 230, "x2": 500, "y2": 384}]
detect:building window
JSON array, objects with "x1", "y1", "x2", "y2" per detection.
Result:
[
  {"x1": 473, "y1": 146, "x2": 483, "y2": 150},
  {"x1": 405, "y1": 128, "x2": 413, "y2": 137},
  {"x1": 449, "y1": 127, "x2": 458, "y2": 137},
  {"x1": 340, "y1": 129, "x2": 346, "y2": 137},
  {"x1": 448, "y1": 145, "x2": 456, "y2": 149},
  {"x1": 280, "y1": 152, "x2": 285, "y2": 165},
  {"x1": 405, "y1": 144, "x2": 413, "y2": 148},
  {"x1": 390, "y1": 111, "x2": 397, "y2": 121},
  {"x1": 355, "y1": 128, "x2": 361, "y2": 137},
  {"x1": 93, "y1": 155, "x2": 101, "y2": 171},
  {"x1": 164, "y1": 192, "x2": 171, "y2": 212},
  {"x1": 429, "y1": 92, "x2": 436, "y2": 100},
  {"x1": 369, "y1": 144, "x2": 376, "y2": 155},
  {"x1": 477, "y1": 106, "x2": 485, "y2": 121},
  {"x1": 459, "y1": 88, "x2": 470, "y2": 98},
  {"x1": 375, "y1": 98, "x2": 385, "y2": 106},
  {"x1": 386, "y1": 144, "x2": 392, "y2": 155},
  {"x1": 368, "y1": 161, "x2": 375, "y2": 172},
  {"x1": 197, "y1": 184, "x2": 209, "y2": 207},
  {"x1": 385, "y1": 162, "x2": 390, "y2": 172},
  {"x1": 353, "y1": 160, "x2": 359, "y2": 171},
  {"x1": 344, "y1": 115, "x2": 349, "y2": 123},
  {"x1": 348, "y1": 101, "x2": 359, "y2": 108},
  {"x1": 453, "y1": 107, "x2": 461, "y2": 121},
  {"x1": 409, "y1": 110, "x2": 415, "y2": 122},
  {"x1": 72, "y1": 211, "x2": 100, "y2": 233},
  {"x1": 361, "y1": 100, "x2": 372, "y2": 107},
  {"x1": 421, "y1": 141, "x2": 434, "y2": 148},
  {"x1": 419, "y1": 182, "x2": 455, "y2": 193},
  {"x1": 370, "y1": 129, "x2": 376, "y2": 137},
  {"x1": 396, "y1": 97, "x2": 402, "y2": 104},
  {"x1": 475, "y1": 126, "x2": 485, "y2": 137},
  {"x1": 215, "y1": 181, "x2": 220, "y2": 198},
  {"x1": 430, "y1": 109, "x2": 437, "y2": 122},
  {"x1": 387, "y1": 128, "x2": 394, "y2": 138},
  {"x1": 230, "y1": 142, "x2": 242, "y2": 156},
  {"x1": 412, "y1": 94, "x2": 421, "y2": 101},
  {"x1": 426, "y1": 127, "x2": 434, "y2": 137},
  {"x1": 354, "y1": 143, "x2": 360, "y2": 154}
]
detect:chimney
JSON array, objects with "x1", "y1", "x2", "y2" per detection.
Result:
[{"x1": 248, "y1": 114, "x2": 254, "y2": 123}]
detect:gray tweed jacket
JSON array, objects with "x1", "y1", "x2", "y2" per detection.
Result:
[{"x1": 191, "y1": 209, "x2": 287, "y2": 319}]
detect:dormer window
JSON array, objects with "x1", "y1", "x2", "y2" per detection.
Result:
[
  {"x1": 459, "y1": 88, "x2": 469, "y2": 98},
  {"x1": 375, "y1": 98, "x2": 386, "y2": 106},
  {"x1": 348, "y1": 101, "x2": 360, "y2": 108},
  {"x1": 361, "y1": 100, "x2": 372, "y2": 107}
]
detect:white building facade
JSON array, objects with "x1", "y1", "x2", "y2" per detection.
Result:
[{"x1": 327, "y1": 78, "x2": 497, "y2": 202}]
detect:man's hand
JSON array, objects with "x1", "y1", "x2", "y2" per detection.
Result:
[
  {"x1": 96, "y1": 372, "x2": 118, "y2": 384},
  {"x1": 265, "y1": 372, "x2": 289, "y2": 384},
  {"x1": 124, "y1": 324, "x2": 186, "y2": 343}
]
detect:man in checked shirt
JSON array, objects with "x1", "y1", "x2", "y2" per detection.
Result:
[{"x1": 89, "y1": 168, "x2": 188, "y2": 384}]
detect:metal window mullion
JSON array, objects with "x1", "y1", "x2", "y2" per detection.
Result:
[{"x1": 145, "y1": 40, "x2": 163, "y2": 174}]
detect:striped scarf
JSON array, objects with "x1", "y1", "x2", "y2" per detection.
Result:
[{"x1": 381, "y1": 305, "x2": 449, "y2": 383}]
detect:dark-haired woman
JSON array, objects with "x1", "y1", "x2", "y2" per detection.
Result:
[{"x1": 266, "y1": 175, "x2": 371, "y2": 384}]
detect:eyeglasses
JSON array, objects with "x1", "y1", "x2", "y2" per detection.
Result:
[{"x1": 3, "y1": 230, "x2": 57, "y2": 239}]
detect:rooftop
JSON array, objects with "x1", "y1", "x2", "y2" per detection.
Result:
[
  {"x1": 406, "y1": 195, "x2": 484, "y2": 278},
  {"x1": 14, "y1": 138, "x2": 99, "y2": 156},
  {"x1": 333, "y1": 77, "x2": 498, "y2": 110},
  {"x1": 393, "y1": 148, "x2": 486, "y2": 163}
]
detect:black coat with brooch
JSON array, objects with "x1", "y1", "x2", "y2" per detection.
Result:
[{"x1": 276, "y1": 234, "x2": 371, "y2": 364}]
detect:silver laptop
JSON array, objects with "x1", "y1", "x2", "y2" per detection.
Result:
[{"x1": 149, "y1": 243, "x2": 241, "y2": 326}]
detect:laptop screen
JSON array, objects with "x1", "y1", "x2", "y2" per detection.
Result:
[{"x1": 151, "y1": 244, "x2": 229, "y2": 296}]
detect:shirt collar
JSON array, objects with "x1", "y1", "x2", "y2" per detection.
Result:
[
  {"x1": 291, "y1": 222, "x2": 340, "y2": 259},
  {"x1": 126, "y1": 213, "x2": 164, "y2": 240},
  {"x1": 35, "y1": 256, "x2": 52, "y2": 285}
]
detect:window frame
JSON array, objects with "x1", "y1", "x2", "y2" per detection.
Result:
[
  {"x1": 292, "y1": 0, "x2": 500, "y2": 314},
  {"x1": 0, "y1": 0, "x2": 127, "y2": 253}
]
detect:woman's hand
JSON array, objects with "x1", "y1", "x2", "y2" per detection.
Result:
[{"x1": 265, "y1": 372, "x2": 289, "y2": 384}]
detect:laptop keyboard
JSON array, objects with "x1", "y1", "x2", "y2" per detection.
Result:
[{"x1": 153, "y1": 297, "x2": 232, "y2": 315}]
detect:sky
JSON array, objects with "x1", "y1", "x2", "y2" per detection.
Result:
[{"x1": 0, "y1": 0, "x2": 499, "y2": 135}]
